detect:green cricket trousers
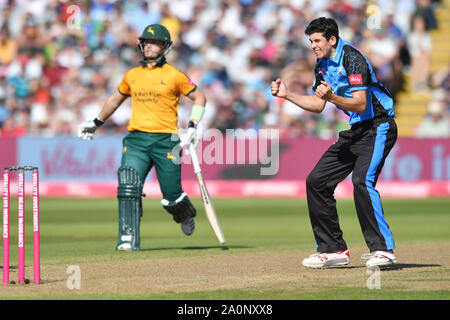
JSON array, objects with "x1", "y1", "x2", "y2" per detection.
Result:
[{"x1": 121, "y1": 131, "x2": 183, "y2": 201}]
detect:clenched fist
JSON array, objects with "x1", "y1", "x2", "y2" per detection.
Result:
[
  {"x1": 271, "y1": 78, "x2": 287, "y2": 98},
  {"x1": 315, "y1": 81, "x2": 333, "y2": 100}
]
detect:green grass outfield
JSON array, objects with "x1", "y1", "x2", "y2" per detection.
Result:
[{"x1": 1, "y1": 197, "x2": 449, "y2": 300}]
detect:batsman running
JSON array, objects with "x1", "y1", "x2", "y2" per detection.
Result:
[{"x1": 78, "y1": 24, "x2": 206, "y2": 251}]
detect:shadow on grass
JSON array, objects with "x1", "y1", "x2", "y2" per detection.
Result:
[
  {"x1": 319, "y1": 265, "x2": 366, "y2": 270},
  {"x1": 306, "y1": 263, "x2": 442, "y2": 271},
  {"x1": 381, "y1": 263, "x2": 441, "y2": 271},
  {"x1": 0, "y1": 266, "x2": 18, "y2": 270},
  {"x1": 141, "y1": 245, "x2": 251, "y2": 251}
]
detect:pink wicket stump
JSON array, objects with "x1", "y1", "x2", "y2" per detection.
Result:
[
  {"x1": 32, "y1": 169, "x2": 40, "y2": 284},
  {"x1": 2, "y1": 170, "x2": 10, "y2": 285},
  {"x1": 17, "y1": 170, "x2": 25, "y2": 284}
]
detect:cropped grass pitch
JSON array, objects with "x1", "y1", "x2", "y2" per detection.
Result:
[{"x1": 0, "y1": 197, "x2": 449, "y2": 299}]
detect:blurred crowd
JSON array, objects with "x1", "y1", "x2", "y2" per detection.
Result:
[{"x1": 0, "y1": 0, "x2": 448, "y2": 139}]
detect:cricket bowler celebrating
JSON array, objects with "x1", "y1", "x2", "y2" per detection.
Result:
[
  {"x1": 271, "y1": 17, "x2": 398, "y2": 269},
  {"x1": 78, "y1": 24, "x2": 207, "y2": 251}
]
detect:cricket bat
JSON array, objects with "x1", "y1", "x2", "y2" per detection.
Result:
[{"x1": 189, "y1": 143, "x2": 226, "y2": 244}]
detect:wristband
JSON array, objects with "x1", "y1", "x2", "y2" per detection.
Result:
[
  {"x1": 190, "y1": 104, "x2": 205, "y2": 122},
  {"x1": 94, "y1": 117, "x2": 105, "y2": 127}
]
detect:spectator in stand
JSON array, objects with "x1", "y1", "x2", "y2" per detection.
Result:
[
  {"x1": 414, "y1": 0, "x2": 438, "y2": 31},
  {"x1": 0, "y1": 25, "x2": 17, "y2": 65},
  {"x1": 361, "y1": 28, "x2": 398, "y2": 92},
  {"x1": 0, "y1": 114, "x2": 26, "y2": 136},
  {"x1": 407, "y1": 15, "x2": 432, "y2": 93},
  {"x1": 382, "y1": 12, "x2": 408, "y2": 98},
  {"x1": 416, "y1": 100, "x2": 450, "y2": 138},
  {"x1": 15, "y1": 14, "x2": 46, "y2": 55}
]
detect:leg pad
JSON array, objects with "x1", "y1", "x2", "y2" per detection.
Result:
[{"x1": 117, "y1": 167, "x2": 144, "y2": 250}]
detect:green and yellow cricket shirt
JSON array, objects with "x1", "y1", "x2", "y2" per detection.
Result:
[{"x1": 118, "y1": 63, "x2": 197, "y2": 134}]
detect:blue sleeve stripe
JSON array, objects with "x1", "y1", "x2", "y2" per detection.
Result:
[{"x1": 349, "y1": 86, "x2": 367, "y2": 92}]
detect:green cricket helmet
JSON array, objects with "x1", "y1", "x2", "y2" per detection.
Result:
[
  {"x1": 139, "y1": 24, "x2": 172, "y2": 45},
  {"x1": 137, "y1": 24, "x2": 172, "y2": 65},
  {"x1": 139, "y1": 24, "x2": 172, "y2": 44}
]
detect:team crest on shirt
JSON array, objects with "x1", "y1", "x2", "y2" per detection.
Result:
[{"x1": 167, "y1": 152, "x2": 176, "y2": 160}]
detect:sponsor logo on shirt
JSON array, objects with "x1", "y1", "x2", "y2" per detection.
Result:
[{"x1": 348, "y1": 74, "x2": 362, "y2": 85}]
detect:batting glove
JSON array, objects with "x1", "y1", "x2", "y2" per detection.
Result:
[
  {"x1": 179, "y1": 121, "x2": 201, "y2": 154},
  {"x1": 78, "y1": 118, "x2": 104, "y2": 140}
]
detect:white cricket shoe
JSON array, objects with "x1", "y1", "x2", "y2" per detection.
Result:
[
  {"x1": 361, "y1": 252, "x2": 375, "y2": 260},
  {"x1": 366, "y1": 251, "x2": 397, "y2": 269},
  {"x1": 181, "y1": 217, "x2": 195, "y2": 236},
  {"x1": 302, "y1": 249, "x2": 350, "y2": 268},
  {"x1": 116, "y1": 243, "x2": 132, "y2": 251}
]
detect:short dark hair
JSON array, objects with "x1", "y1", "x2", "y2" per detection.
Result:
[{"x1": 305, "y1": 17, "x2": 339, "y2": 41}]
